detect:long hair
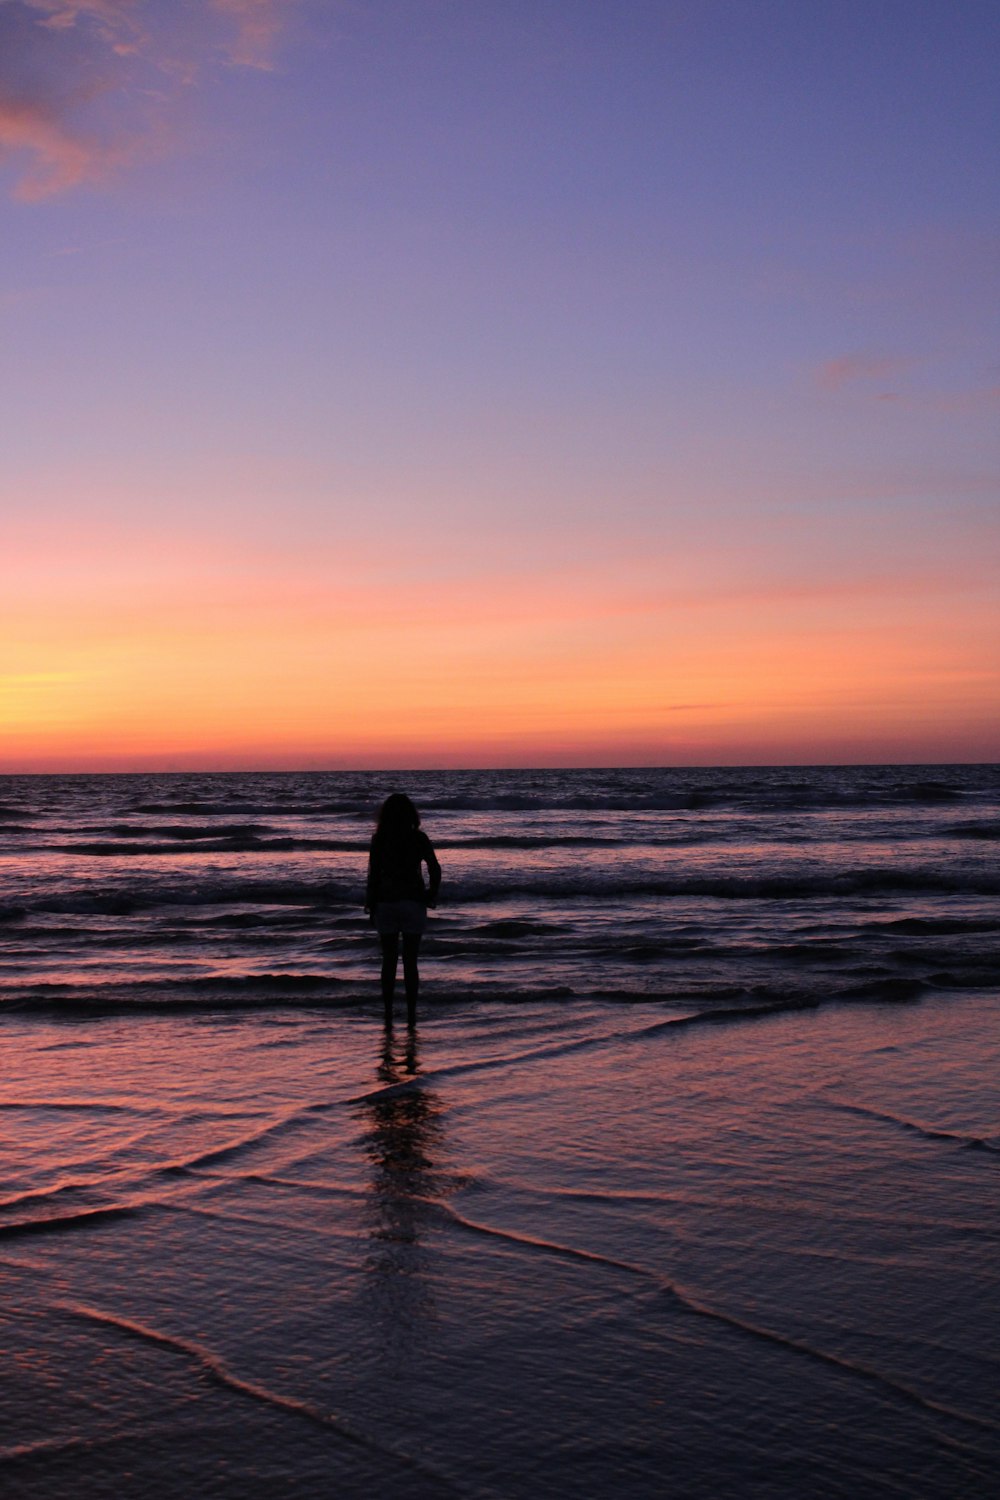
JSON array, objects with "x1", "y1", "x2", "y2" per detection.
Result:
[{"x1": 374, "y1": 793, "x2": 421, "y2": 845}]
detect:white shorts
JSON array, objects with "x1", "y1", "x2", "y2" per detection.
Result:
[{"x1": 374, "y1": 900, "x2": 427, "y2": 937}]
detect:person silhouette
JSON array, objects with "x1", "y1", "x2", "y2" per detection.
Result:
[{"x1": 364, "y1": 793, "x2": 441, "y2": 1027}]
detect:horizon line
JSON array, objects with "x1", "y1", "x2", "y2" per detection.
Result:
[{"x1": 0, "y1": 759, "x2": 995, "y2": 777}]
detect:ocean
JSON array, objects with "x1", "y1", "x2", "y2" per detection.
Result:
[
  {"x1": 1, "y1": 764, "x2": 998, "y2": 1011},
  {"x1": 1, "y1": 766, "x2": 998, "y2": 1498}
]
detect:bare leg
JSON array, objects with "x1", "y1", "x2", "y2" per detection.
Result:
[
  {"x1": 402, "y1": 934, "x2": 421, "y2": 1025},
  {"x1": 379, "y1": 932, "x2": 399, "y2": 1024}
]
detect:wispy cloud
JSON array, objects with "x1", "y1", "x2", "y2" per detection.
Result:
[
  {"x1": 875, "y1": 384, "x2": 1000, "y2": 415},
  {"x1": 815, "y1": 351, "x2": 1000, "y2": 416},
  {"x1": 23, "y1": 1, "x2": 146, "y2": 53},
  {"x1": 0, "y1": 0, "x2": 294, "y2": 197},
  {"x1": 0, "y1": 97, "x2": 109, "y2": 198},
  {"x1": 211, "y1": 0, "x2": 290, "y2": 70},
  {"x1": 21, "y1": 0, "x2": 291, "y2": 66},
  {"x1": 816, "y1": 353, "x2": 916, "y2": 391}
]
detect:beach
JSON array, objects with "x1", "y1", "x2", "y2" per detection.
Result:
[
  {"x1": 1, "y1": 766, "x2": 998, "y2": 1496},
  {"x1": 4, "y1": 0, "x2": 997, "y2": 1489},
  {"x1": 2, "y1": 990, "x2": 998, "y2": 1498}
]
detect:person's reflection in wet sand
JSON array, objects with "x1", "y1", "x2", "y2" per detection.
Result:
[{"x1": 357, "y1": 1021, "x2": 445, "y2": 1370}]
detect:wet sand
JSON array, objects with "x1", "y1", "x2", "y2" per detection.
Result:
[{"x1": 2, "y1": 991, "x2": 998, "y2": 1498}]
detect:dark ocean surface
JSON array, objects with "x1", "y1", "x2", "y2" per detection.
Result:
[{"x1": 0, "y1": 765, "x2": 997, "y2": 1014}]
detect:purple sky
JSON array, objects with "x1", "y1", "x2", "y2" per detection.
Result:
[{"x1": 2, "y1": 1, "x2": 998, "y2": 767}]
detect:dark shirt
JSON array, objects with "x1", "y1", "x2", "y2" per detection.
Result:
[{"x1": 366, "y1": 829, "x2": 441, "y2": 908}]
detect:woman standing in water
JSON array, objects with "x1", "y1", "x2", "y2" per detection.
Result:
[{"x1": 365, "y1": 793, "x2": 441, "y2": 1026}]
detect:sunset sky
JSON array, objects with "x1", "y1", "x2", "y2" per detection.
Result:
[{"x1": 2, "y1": 0, "x2": 998, "y2": 769}]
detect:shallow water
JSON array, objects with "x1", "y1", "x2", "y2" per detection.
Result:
[{"x1": 1, "y1": 992, "x2": 998, "y2": 1498}]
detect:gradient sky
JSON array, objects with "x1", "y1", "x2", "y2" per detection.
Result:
[{"x1": 2, "y1": 0, "x2": 998, "y2": 769}]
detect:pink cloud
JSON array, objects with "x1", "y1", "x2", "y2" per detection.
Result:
[
  {"x1": 211, "y1": 0, "x2": 290, "y2": 70},
  {"x1": 24, "y1": 1, "x2": 146, "y2": 53},
  {"x1": 23, "y1": 0, "x2": 291, "y2": 66},
  {"x1": 816, "y1": 353, "x2": 916, "y2": 391},
  {"x1": 0, "y1": 0, "x2": 294, "y2": 198},
  {"x1": 0, "y1": 96, "x2": 111, "y2": 198}
]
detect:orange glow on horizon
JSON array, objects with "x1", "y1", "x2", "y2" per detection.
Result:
[{"x1": 3, "y1": 532, "x2": 997, "y2": 770}]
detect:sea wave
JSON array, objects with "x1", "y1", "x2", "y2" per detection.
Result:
[
  {"x1": 6, "y1": 864, "x2": 1000, "y2": 918},
  {"x1": 944, "y1": 821, "x2": 1000, "y2": 840},
  {"x1": 103, "y1": 774, "x2": 993, "y2": 820},
  {"x1": 881, "y1": 916, "x2": 1000, "y2": 935},
  {"x1": 129, "y1": 799, "x2": 373, "y2": 817},
  {"x1": 2, "y1": 968, "x2": 983, "y2": 1017},
  {"x1": 77, "y1": 823, "x2": 277, "y2": 840},
  {"x1": 31, "y1": 831, "x2": 722, "y2": 856},
  {"x1": 447, "y1": 868, "x2": 1000, "y2": 902},
  {"x1": 44, "y1": 837, "x2": 366, "y2": 856}
]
